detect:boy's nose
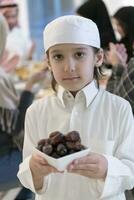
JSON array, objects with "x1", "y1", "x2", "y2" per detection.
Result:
[{"x1": 64, "y1": 58, "x2": 76, "y2": 72}]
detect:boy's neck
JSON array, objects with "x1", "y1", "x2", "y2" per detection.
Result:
[{"x1": 70, "y1": 91, "x2": 78, "y2": 97}]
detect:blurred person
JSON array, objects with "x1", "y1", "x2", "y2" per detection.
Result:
[
  {"x1": 76, "y1": 0, "x2": 118, "y2": 89},
  {"x1": 0, "y1": 0, "x2": 35, "y2": 65},
  {"x1": 18, "y1": 15, "x2": 134, "y2": 200},
  {"x1": 115, "y1": 58, "x2": 134, "y2": 115},
  {"x1": 76, "y1": 0, "x2": 117, "y2": 50},
  {"x1": 105, "y1": 42, "x2": 128, "y2": 92},
  {"x1": 76, "y1": 1, "x2": 134, "y2": 102},
  {"x1": 105, "y1": 43, "x2": 134, "y2": 114},
  {"x1": 0, "y1": 13, "x2": 47, "y2": 199},
  {"x1": 113, "y1": 6, "x2": 134, "y2": 61},
  {"x1": 0, "y1": 49, "x2": 20, "y2": 72},
  {"x1": 105, "y1": 6, "x2": 134, "y2": 93}
]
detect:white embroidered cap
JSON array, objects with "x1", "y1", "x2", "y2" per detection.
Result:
[{"x1": 43, "y1": 15, "x2": 100, "y2": 52}]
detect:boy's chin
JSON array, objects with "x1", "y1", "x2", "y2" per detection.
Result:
[
  {"x1": 65, "y1": 86, "x2": 82, "y2": 92},
  {"x1": 66, "y1": 87, "x2": 84, "y2": 95},
  {"x1": 65, "y1": 84, "x2": 87, "y2": 92}
]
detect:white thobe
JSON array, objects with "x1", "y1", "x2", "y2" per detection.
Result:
[{"x1": 18, "y1": 81, "x2": 134, "y2": 200}]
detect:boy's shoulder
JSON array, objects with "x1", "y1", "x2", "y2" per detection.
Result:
[
  {"x1": 27, "y1": 93, "x2": 57, "y2": 112},
  {"x1": 100, "y1": 88, "x2": 131, "y2": 108}
]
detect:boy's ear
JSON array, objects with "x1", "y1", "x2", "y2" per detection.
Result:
[
  {"x1": 95, "y1": 48, "x2": 104, "y2": 67},
  {"x1": 45, "y1": 56, "x2": 52, "y2": 71}
]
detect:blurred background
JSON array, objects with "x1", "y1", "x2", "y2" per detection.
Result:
[
  {"x1": 18, "y1": 0, "x2": 134, "y2": 60},
  {"x1": 0, "y1": 0, "x2": 134, "y2": 199}
]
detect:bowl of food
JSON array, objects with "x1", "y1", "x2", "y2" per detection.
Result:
[{"x1": 34, "y1": 131, "x2": 90, "y2": 171}]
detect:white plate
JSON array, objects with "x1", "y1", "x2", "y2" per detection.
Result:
[{"x1": 33, "y1": 147, "x2": 90, "y2": 171}]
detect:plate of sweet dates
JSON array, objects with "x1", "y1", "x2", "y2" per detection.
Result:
[{"x1": 34, "y1": 131, "x2": 90, "y2": 171}]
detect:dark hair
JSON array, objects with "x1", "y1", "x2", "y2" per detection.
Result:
[
  {"x1": 76, "y1": 0, "x2": 117, "y2": 49},
  {"x1": 47, "y1": 47, "x2": 103, "y2": 91},
  {"x1": 113, "y1": 6, "x2": 134, "y2": 60}
]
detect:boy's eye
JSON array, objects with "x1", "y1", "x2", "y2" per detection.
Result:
[
  {"x1": 75, "y1": 52, "x2": 86, "y2": 58},
  {"x1": 53, "y1": 54, "x2": 63, "y2": 60}
]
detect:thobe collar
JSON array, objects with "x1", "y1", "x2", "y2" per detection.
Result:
[{"x1": 57, "y1": 80, "x2": 99, "y2": 108}]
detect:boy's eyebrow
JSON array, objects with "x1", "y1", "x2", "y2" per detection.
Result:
[
  {"x1": 50, "y1": 47, "x2": 88, "y2": 54},
  {"x1": 50, "y1": 50, "x2": 61, "y2": 54},
  {"x1": 75, "y1": 47, "x2": 88, "y2": 50}
]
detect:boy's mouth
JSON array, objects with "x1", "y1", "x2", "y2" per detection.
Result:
[{"x1": 63, "y1": 76, "x2": 80, "y2": 81}]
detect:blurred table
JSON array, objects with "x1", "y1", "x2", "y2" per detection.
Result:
[
  {"x1": 13, "y1": 60, "x2": 53, "y2": 99},
  {"x1": 14, "y1": 60, "x2": 47, "y2": 81}
]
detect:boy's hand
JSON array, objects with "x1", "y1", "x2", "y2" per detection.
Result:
[
  {"x1": 30, "y1": 153, "x2": 58, "y2": 190},
  {"x1": 30, "y1": 153, "x2": 58, "y2": 177},
  {"x1": 68, "y1": 153, "x2": 108, "y2": 180}
]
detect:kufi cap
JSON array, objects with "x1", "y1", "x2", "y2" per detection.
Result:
[{"x1": 43, "y1": 15, "x2": 100, "y2": 52}]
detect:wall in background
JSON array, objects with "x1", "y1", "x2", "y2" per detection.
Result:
[
  {"x1": 103, "y1": 0, "x2": 134, "y2": 14},
  {"x1": 27, "y1": 0, "x2": 76, "y2": 60}
]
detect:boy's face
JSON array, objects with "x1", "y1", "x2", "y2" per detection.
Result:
[{"x1": 47, "y1": 44, "x2": 103, "y2": 92}]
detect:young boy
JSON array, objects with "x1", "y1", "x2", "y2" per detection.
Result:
[{"x1": 18, "y1": 15, "x2": 134, "y2": 200}]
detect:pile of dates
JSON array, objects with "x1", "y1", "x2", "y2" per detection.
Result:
[{"x1": 37, "y1": 131, "x2": 86, "y2": 158}]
